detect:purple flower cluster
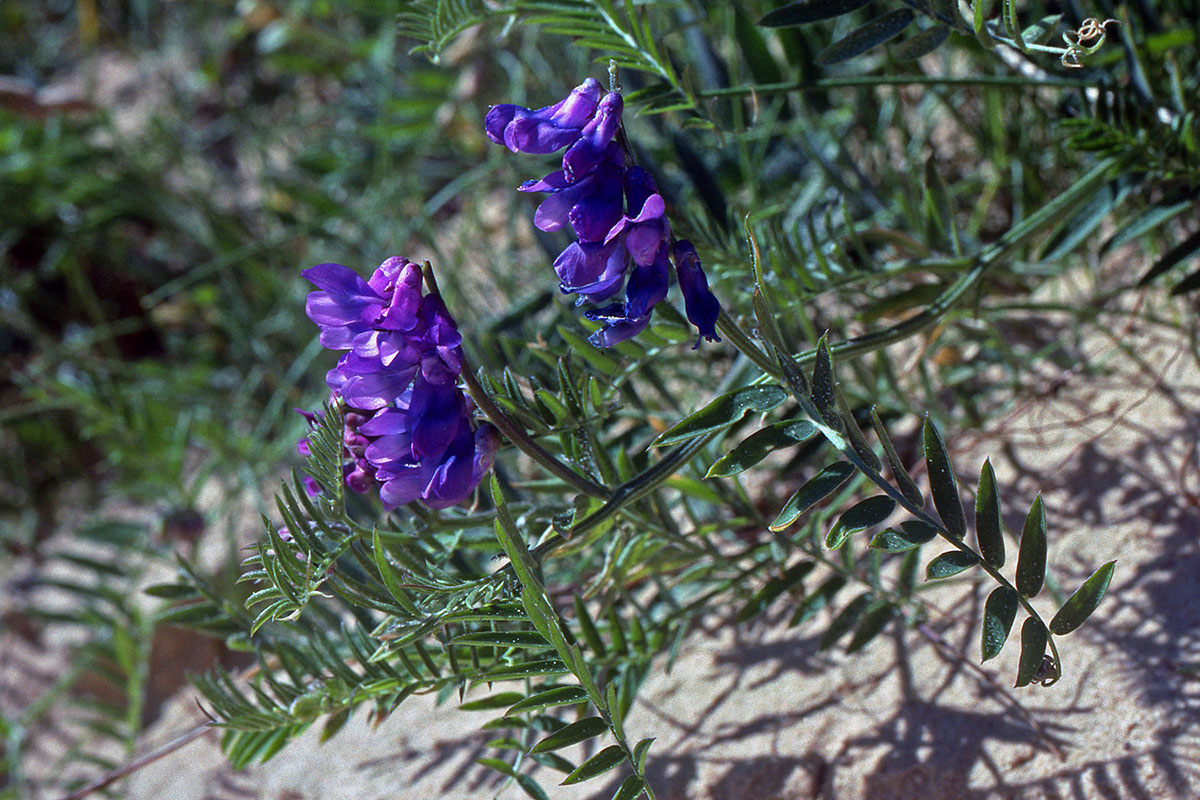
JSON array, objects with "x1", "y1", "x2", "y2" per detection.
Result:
[
  {"x1": 486, "y1": 79, "x2": 721, "y2": 348},
  {"x1": 301, "y1": 257, "x2": 497, "y2": 510}
]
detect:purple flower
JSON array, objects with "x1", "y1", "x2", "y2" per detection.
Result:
[
  {"x1": 485, "y1": 79, "x2": 603, "y2": 154},
  {"x1": 521, "y1": 145, "x2": 625, "y2": 242},
  {"x1": 584, "y1": 304, "x2": 652, "y2": 348},
  {"x1": 486, "y1": 78, "x2": 723, "y2": 349},
  {"x1": 562, "y1": 92, "x2": 623, "y2": 183},
  {"x1": 623, "y1": 243, "x2": 671, "y2": 319},
  {"x1": 605, "y1": 167, "x2": 668, "y2": 266},
  {"x1": 303, "y1": 257, "x2": 497, "y2": 509},
  {"x1": 369, "y1": 402, "x2": 499, "y2": 511},
  {"x1": 553, "y1": 239, "x2": 629, "y2": 302},
  {"x1": 671, "y1": 240, "x2": 721, "y2": 348}
]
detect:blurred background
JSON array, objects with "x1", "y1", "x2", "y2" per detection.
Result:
[{"x1": 0, "y1": 2, "x2": 531, "y2": 793}]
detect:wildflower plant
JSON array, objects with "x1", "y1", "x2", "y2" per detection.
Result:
[{"x1": 132, "y1": 1, "x2": 1200, "y2": 799}]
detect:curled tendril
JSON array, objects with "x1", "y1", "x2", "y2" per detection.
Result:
[{"x1": 1060, "y1": 18, "x2": 1119, "y2": 69}]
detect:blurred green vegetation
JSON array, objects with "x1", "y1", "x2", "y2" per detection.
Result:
[{"x1": 1, "y1": 0, "x2": 1197, "y2": 797}]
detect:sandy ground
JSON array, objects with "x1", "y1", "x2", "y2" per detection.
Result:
[{"x1": 96, "y1": 285, "x2": 1200, "y2": 800}]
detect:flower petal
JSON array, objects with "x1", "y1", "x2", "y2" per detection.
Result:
[{"x1": 672, "y1": 240, "x2": 722, "y2": 347}]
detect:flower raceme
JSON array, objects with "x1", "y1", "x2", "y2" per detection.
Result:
[
  {"x1": 486, "y1": 79, "x2": 721, "y2": 348},
  {"x1": 301, "y1": 258, "x2": 497, "y2": 510}
]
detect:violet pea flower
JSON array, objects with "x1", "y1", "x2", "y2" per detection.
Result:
[
  {"x1": 584, "y1": 303, "x2": 652, "y2": 348},
  {"x1": 485, "y1": 78, "x2": 603, "y2": 155},
  {"x1": 562, "y1": 92, "x2": 623, "y2": 183},
  {"x1": 553, "y1": 238, "x2": 629, "y2": 303},
  {"x1": 671, "y1": 240, "x2": 722, "y2": 348}
]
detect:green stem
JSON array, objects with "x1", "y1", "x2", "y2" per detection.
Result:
[
  {"x1": 459, "y1": 360, "x2": 610, "y2": 499},
  {"x1": 698, "y1": 74, "x2": 1092, "y2": 100}
]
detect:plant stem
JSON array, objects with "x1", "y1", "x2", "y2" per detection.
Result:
[
  {"x1": 698, "y1": 74, "x2": 1093, "y2": 99},
  {"x1": 459, "y1": 359, "x2": 611, "y2": 499}
]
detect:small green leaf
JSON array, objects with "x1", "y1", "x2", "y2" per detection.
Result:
[
  {"x1": 561, "y1": 745, "x2": 626, "y2": 785},
  {"x1": 925, "y1": 550, "x2": 979, "y2": 580},
  {"x1": 975, "y1": 459, "x2": 1005, "y2": 568},
  {"x1": 923, "y1": 417, "x2": 966, "y2": 539},
  {"x1": 530, "y1": 751, "x2": 575, "y2": 773},
  {"x1": 1102, "y1": 197, "x2": 1195, "y2": 255},
  {"x1": 1004, "y1": 0, "x2": 1025, "y2": 48},
  {"x1": 869, "y1": 520, "x2": 937, "y2": 552},
  {"x1": 869, "y1": 409, "x2": 924, "y2": 507},
  {"x1": 789, "y1": 575, "x2": 846, "y2": 627},
  {"x1": 759, "y1": 0, "x2": 872, "y2": 27},
  {"x1": 320, "y1": 708, "x2": 350, "y2": 742},
  {"x1": 654, "y1": 385, "x2": 788, "y2": 447},
  {"x1": 836, "y1": 391, "x2": 881, "y2": 471},
  {"x1": 556, "y1": 326, "x2": 620, "y2": 375},
  {"x1": 810, "y1": 335, "x2": 836, "y2": 419},
  {"x1": 1021, "y1": 14, "x2": 1062, "y2": 43},
  {"x1": 452, "y1": 631, "x2": 549, "y2": 648},
  {"x1": 611, "y1": 775, "x2": 646, "y2": 800},
  {"x1": 143, "y1": 582, "x2": 196, "y2": 599},
  {"x1": 487, "y1": 737, "x2": 524, "y2": 751},
  {"x1": 973, "y1": 0, "x2": 992, "y2": 43},
  {"x1": 1016, "y1": 495, "x2": 1047, "y2": 597},
  {"x1": 845, "y1": 602, "x2": 897, "y2": 653},
  {"x1": 479, "y1": 659, "x2": 568, "y2": 682},
  {"x1": 892, "y1": 25, "x2": 950, "y2": 60},
  {"x1": 816, "y1": 9, "x2": 916, "y2": 65},
  {"x1": 1137, "y1": 228, "x2": 1200, "y2": 287},
  {"x1": 530, "y1": 717, "x2": 609, "y2": 754},
  {"x1": 573, "y1": 597, "x2": 607, "y2": 657},
  {"x1": 373, "y1": 531, "x2": 420, "y2": 616},
  {"x1": 923, "y1": 156, "x2": 959, "y2": 255},
  {"x1": 981, "y1": 586, "x2": 1019, "y2": 662},
  {"x1": 460, "y1": 692, "x2": 526, "y2": 712},
  {"x1": 818, "y1": 593, "x2": 872, "y2": 650},
  {"x1": 632, "y1": 737, "x2": 654, "y2": 771},
  {"x1": 506, "y1": 686, "x2": 590, "y2": 715},
  {"x1": 769, "y1": 461, "x2": 856, "y2": 531},
  {"x1": 517, "y1": 772, "x2": 552, "y2": 800},
  {"x1": 1049, "y1": 561, "x2": 1116, "y2": 635},
  {"x1": 705, "y1": 420, "x2": 819, "y2": 478},
  {"x1": 1014, "y1": 617, "x2": 1048, "y2": 688},
  {"x1": 476, "y1": 757, "x2": 517, "y2": 777},
  {"x1": 868, "y1": 526, "x2": 926, "y2": 552},
  {"x1": 492, "y1": 477, "x2": 542, "y2": 592},
  {"x1": 826, "y1": 496, "x2": 897, "y2": 549}
]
